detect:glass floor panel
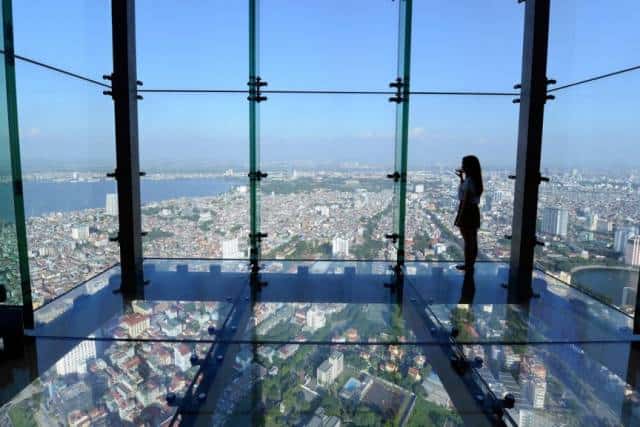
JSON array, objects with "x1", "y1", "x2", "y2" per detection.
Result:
[
  {"x1": 4, "y1": 259, "x2": 639, "y2": 426},
  {"x1": 460, "y1": 342, "x2": 640, "y2": 427},
  {"x1": 0, "y1": 337, "x2": 207, "y2": 426},
  {"x1": 426, "y1": 302, "x2": 634, "y2": 344},
  {"x1": 177, "y1": 343, "x2": 499, "y2": 427},
  {"x1": 244, "y1": 302, "x2": 414, "y2": 344}
]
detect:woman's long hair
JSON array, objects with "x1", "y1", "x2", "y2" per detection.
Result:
[{"x1": 462, "y1": 155, "x2": 483, "y2": 197}]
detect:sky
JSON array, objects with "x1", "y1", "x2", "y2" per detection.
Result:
[{"x1": 8, "y1": 0, "x2": 640, "y2": 172}]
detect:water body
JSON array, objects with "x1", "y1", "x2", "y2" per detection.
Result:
[
  {"x1": 572, "y1": 267, "x2": 638, "y2": 306},
  {"x1": 0, "y1": 178, "x2": 242, "y2": 219}
]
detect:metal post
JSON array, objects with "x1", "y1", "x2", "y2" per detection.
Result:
[
  {"x1": 508, "y1": 0, "x2": 551, "y2": 302},
  {"x1": 109, "y1": 0, "x2": 144, "y2": 294},
  {"x1": 634, "y1": 279, "x2": 640, "y2": 333},
  {"x1": 2, "y1": 0, "x2": 33, "y2": 329},
  {"x1": 248, "y1": 0, "x2": 263, "y2": 274},
  {"x1": 392, "y1": 0, "x2": 413, "y2": 272}
]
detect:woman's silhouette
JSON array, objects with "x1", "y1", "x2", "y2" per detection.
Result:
[{"x1": 454, "y1": 155, "x2": 483, "y2": 272}]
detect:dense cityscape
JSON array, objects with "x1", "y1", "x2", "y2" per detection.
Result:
[{"x1": 9, "y1": 167, "x2": 640, "y2": 314}]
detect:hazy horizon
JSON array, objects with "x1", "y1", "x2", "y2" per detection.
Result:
[{"x1": 10, "y1": 1, "x2": 640, "y2": 171}]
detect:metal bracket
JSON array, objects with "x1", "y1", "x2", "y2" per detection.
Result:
[
  {"x1": 385, "y1": 233, "x2": 399, "y2": 243},
  {"x1": 248, "y1": 170, "x2": 268, "y2": 181},
  {"x1": 248, "y1": 76, "x2": 268, "y2": 102},
  {"x1": 249, "y1": 232, "x2": 268, "y2": 242},
  {"x1": 493, "y1": 393, "x2": 516, "y2": 417},
  {"x1": 388, "y1": 77, "x2": 406, "y2": 103},
  {"x1": 450, "y1": 354, "x2": 483, "y2": 375},
  {"x1": 386, "y1": 171, "x2": 401, "y2": 182},
  {"x1": 513, "y1": 76, "x2": 556, "y2": 104}
]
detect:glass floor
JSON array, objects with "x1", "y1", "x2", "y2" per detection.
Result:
[{"x1": 1, "y1": 260, "x2": 639, "y2": 426}]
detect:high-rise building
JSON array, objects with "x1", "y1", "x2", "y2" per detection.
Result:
[
  {"x1": 614, "y1": 226, "x2": 638, "y2": 253},
  {"x1": 317, "y1": 351, "x2": 344, "y2": 387},
  {"x1": 625, "y1": 236, "x2": 640, "y2": 267},
  {"x1": 306, "y1": 306, "x2": 326, "y2": 331},
  {"x1": 541, "y1": 207, "x2": 568, "y2": 237},
  {"x1": 415, "y1": 184, "x2": 424, "y2": 193},
  {"x1": 222, "y1": 238, "x2": 242, "y2": 259},
  {"x1": 596, "y1": 219, "x2": 613, "y2": 233},
  {"x1": 106, "y1": 193, "x2": 118, "y2": 216},
  {"x1": 622, "y1": 287, "x2": 637, "y2": 307},
  {"x1": 71, "y1": 225, "x2": 90, "y2": 241},
  {"x1": 332, "y1": 237, "x2": 349, "y2": 257},
  {"x1": 55, "y1": 340, "x2": 97, "y2": 376}
]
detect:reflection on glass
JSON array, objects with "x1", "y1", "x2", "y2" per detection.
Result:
[
  {"x1": 210, "y1": 344, "x2": 463, "y2": 426},
  {"x1": 247, "y1": 303, "x2": 410, "y2": 343}
]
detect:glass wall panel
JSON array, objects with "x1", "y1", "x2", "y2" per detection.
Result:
[
  {"x1": 15, "y1": 62, "x2": 117, "y2": 309},
  {"x1": 13, "y1": 1, "x2": 111, "y2": 80},
  {"x1": 260, "y1": 94, "x2": 396, "y2": 261},
  {"x1": 136, "y1": 1, "x2": 248, "y2": 88},
  {"x1": 535, "y1": 2, "x2": 640, "y2": 315},
  {"x1": 139, "y1": 93, "x2": 249, "y2": 261},
  {"x1": 406, "y1": 96, "x2": 517, "y2": 263},
  {"x1": 261, "y1": 0, "x2": 396, "y2": 91},
  {"x1": 411, "y1": 0, "x2": 523, "y2": 92},
  {"x1": 0, "y1": 45, "x2": 21, "y2": 305}
]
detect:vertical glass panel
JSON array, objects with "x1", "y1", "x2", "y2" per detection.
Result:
[
  {"x1": 547, "y1": 0, "x2": 640, "y2": 84},
  {"x1": 536, "y1": 73, "x2": 640, "y2": 315},
  {"x1": 261, "y1": 0, "x2": 397, "y2": 91},
  {"x1": 406, "y1": 96, "x2": 517, "y2": 263},
  {"x1": 0, "y1": 57, "x2": 22, "y2": 305},
  {"x1": 136, "y1": 1, "x2": 248, "y2": 88},
  {"x1": 139, "y1": 93, "x2": 249, "y2": 260},
  {"x1": 537, "y1": 0, "x2": 640, "y2": 315},
  {"x1": 260, "y1": 94, "x2": 396, "y2": 261},
  {"x1": 411, "y1": 0, "x2": 523, "y2": 92},
  {"x1": 16, "y1": 63, "x2": 117, "y2": 309},
  {"x1": 13, "y1": 1, "x2": 111, "y2": 80}
]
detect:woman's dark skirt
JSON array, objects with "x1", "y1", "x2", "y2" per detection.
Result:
[{"x1": 456, "y1": 204, "x2": 481, "y2": 229}]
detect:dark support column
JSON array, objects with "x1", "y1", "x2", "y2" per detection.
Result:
[
  {"x1": 2, "y1": 0, "x2": 33, "y2": 329},
  {"x1": 508, "y1": 0, "x2": 551, "y2": 303},
  {"x1": 634, "y1": 280, "x2": 640, "y2": 333},
  {"x1": 110, "y1": 0, "x2": 144, "y2": 294}
]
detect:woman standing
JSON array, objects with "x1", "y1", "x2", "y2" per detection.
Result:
[{"x1": 454, "y1": 155, "x2": 483, "y2": 272}]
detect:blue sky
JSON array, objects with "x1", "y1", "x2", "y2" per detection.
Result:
[{"x1": 9, "y1": 0, "x2": 640, "y2": 171}]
